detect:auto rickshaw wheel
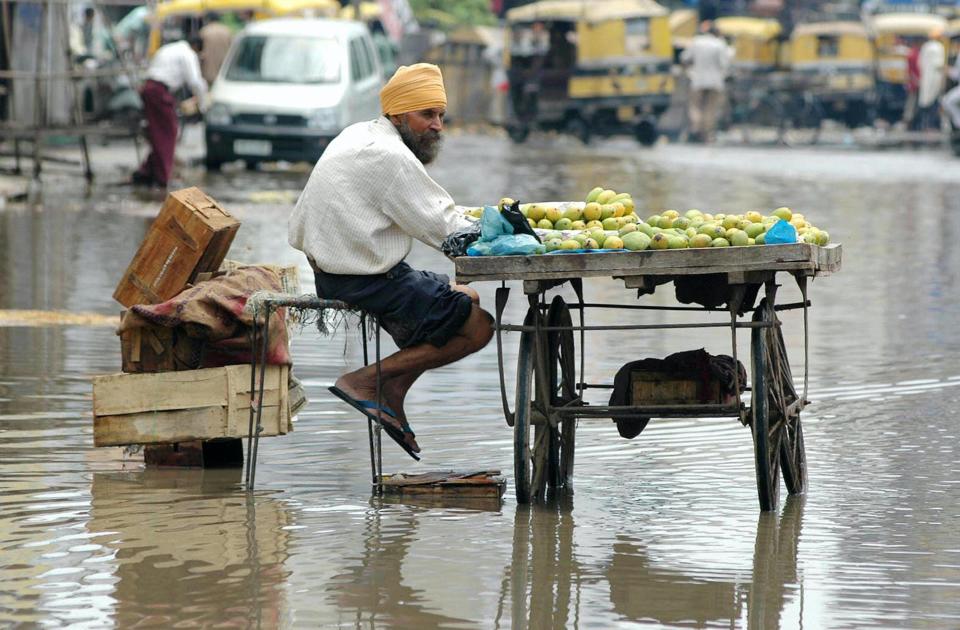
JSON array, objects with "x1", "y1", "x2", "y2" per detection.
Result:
[
  {"x1": 634, "y1": 119, "x2": 658, "y2": 146},
  {"x1": 565, "y1": 116, "x2": 591, "y2": 144},
  {"x1": 508, "y1": 124, "x2": 530, "y2": 144}
]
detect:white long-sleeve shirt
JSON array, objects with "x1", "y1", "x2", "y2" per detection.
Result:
[
  {"x1": 288, "y1": 116, "x2": 471, "y2": 275},
  {"x1": 681, "y1": 34, "x2": 733, "y2": 91},
  {"x1": 146, "y1": 40, "x2": 207, "y2": 102}
]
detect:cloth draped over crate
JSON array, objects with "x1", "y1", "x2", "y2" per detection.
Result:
[
  {"x1": 609, "y1": 349, "x2": 747, "y2": 439},
  {"x1": 118, "y1": 266, "x2": 291, "y2": 367}
]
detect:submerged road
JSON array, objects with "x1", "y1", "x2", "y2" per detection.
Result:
[{"x1": 1, "y1": 129, "x2": 960, "y2": 628}]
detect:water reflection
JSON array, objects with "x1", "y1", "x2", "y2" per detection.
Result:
[{"x1": 88, "y1": 469, "x2": 290, "y2": 628}]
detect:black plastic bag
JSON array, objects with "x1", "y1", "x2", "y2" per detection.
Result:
[
  {"x1": 501, "y1": 200, "x2": 540, "y2": 242},
  {"x1": 441, "y1": 222, "x2": 482, "y2": 257}
]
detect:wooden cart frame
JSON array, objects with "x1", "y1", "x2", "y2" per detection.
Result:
[{"x1": 455, "y1": 243, "x2": 841, "y2": 511}]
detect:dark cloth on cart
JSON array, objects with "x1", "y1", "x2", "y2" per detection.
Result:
[
  {"x1": 118, "y1": 266, "x2": 291, "y2": 366},
  {"x1": 609, "y1": 349, "x2": 747, "y2": 439},
  {"x1": 312, "y1": 260, "x2": 474, "y2": 350}
]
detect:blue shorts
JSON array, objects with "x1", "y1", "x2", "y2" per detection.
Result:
[{"x1": 313, "y1": 261, "x2": 474, "y2": 349}]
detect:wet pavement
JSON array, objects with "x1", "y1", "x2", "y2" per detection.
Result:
[{"x1": 2, "y1": 129, "x2": 960, "y2": 628}]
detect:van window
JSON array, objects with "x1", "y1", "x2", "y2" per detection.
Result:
[
  {"x1": 362, "y1": 36, "x2": 379, "y2": 76},
  {"x1": 226, "y1": 35, "x2": 341, "y2": 83},
  {"x1": 350, "y1": 38, "x2": 374, "y2": 80}
]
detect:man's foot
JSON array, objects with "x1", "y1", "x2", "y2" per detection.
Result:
[{"x1": 334, "y1": 375, "x2": 420, "y2": 453}]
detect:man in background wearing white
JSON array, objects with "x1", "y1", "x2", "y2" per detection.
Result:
[{"x1": 681, "y1": 21, "x2": 733, "y2": 144}]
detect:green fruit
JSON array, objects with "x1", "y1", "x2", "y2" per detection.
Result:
[
  {"x1": 596, "y1": 189, "x2": 617, "y2": 204},
  {"x1": 602, "y1": 217, "x2": 620, "y2": 231},
  {"x1": 737, "y1": 219, "x2": 752, "y2": 230},
  {"x1": 611, "y1": 192, "x2": 632, "y2": 203},
  {"x1": 622, "y1": 231, "x2": 651, "y2": 251},
  {"x1": 802, "y1": 231, "x2": 818, "y2": 244},
  {"x1": 685, "y1": 209, "x2": 703, "y2": 219},
  {"x1": 756, "y1": 232, "x2": 766, "y2": 245},
  {"x1": 646, "y1": 214, "x2": 662, "y2": 226},
  {"x1": 545, "y1": 238, "x2": 563, "y2": 252},
  {"x1": 722, "y1": 215, "x2": 741, "y2": 230},
  {"x1": 528, "y1": 218, "x2": 537, "y2": 228},
  {"x1": 672, "y1": 217, "x2": 690, "y2": 230},
  {"x1": 668, "y1": 235, "x2": 688, "y2": 249},
  {"x1": 560, "y1": 239, "x2": 580, "y2": 250},
  {"x1": 637, "y1": 223, "x2": 657, "y2": 237},
  {"x1": 685, "y1": 227, "x2": 698, "y2": 238},
  {"x1": 585, "y1": 187, "x2": 604, "y2": 203},
  {"x1": 526, "y1": 204, "x2": 546, "y2": 222},
  {"x1": 554, "y1": 218, "x2": 573, "y2": 231},
  {"x1": 748, "y1": 238, "x2": 755, "y2": 245},
  {"x1": 689, "y1": 217, "x2": 704, "y2": 228},
  {"x1": 545, "y1": 207, "x2": 562, "y2": 223},
  {"x1": 690, "y1": 233, "x2": 712, "y2": 248},
  {"x1": 586, "y1": 220, "x2": 604, "y2": 230},
  {"x1": 772, "y1": 207, "x2": 792, "y2": 221},
  {"x1": 583, "y1": 238, "x2": 600, "y2": 250},
  {"x1": 711, "y1": 237, "x2": 730, "y2": 247},
  {"x1": 620, "y1": 198, "x2": 636, "y2": 213},
  {"x1": 650, "y1": 233, "x2": 670, "y2": 250},
  {"x1": 589, "y1": 230, "x2": 607, "y2": 247},
  {"x1": 730, "y1": 230, "x2": 749, "y2": 247},
  {"x1": 657, "y1": 216, "x2": 675, "y2": 229},
  {"x1": 603, "y1": 235, "x2": 624, "y2": 249},
  {"x1": 744, "y1": 223, "x2": 766, "y2": 238},
  {"x1": 699, "y1": 224, "x2": 726, "y2": 239},
  {"x1": 544, "y1": 230, "x2": 562, "y2": 241},
  {"x1": 571, "y1": 220, "x2": 586, "y2": 230},
  {"x1": 618, "y1": 223, "x2": 638, "y2": 236},
  {"x1": 572, "y1": 233, "x2": 588, "y2": 246},
  {"x1": 662, "y1": 209, "x2": 680, "y2": 220},
  {"x1": 816, "y1": 230, "x2": 830, "y2": 246},
  {"x1": 537, "y1": 218, "x2": 554, "y2": 230},
  {"x1": 600, "y1": 204, "x2": 617, "y2": 220},
  {"x1": 563, "y1": 206, "x2": 583, "y2": 222}
]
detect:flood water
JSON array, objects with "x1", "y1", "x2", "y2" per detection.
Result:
[{"x1": 2, "y1": 133, "x2": 960, "y2": 628}]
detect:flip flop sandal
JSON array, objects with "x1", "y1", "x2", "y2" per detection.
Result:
[{"x1": 328, "y1": 386, "x2": 420, "y2": 461}]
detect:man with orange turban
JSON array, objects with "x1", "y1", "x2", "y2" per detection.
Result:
[{"x1": 289, "y1": 63, "x2": 493, "y2": 459}]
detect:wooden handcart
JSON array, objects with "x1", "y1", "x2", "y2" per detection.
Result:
[{"x1": 454, "y1": 243, "x2": 842, "y2": 511}]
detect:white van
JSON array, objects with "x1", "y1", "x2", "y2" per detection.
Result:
[{"x1": 204, "y1": 18, "x2": 383, "y2": 170}]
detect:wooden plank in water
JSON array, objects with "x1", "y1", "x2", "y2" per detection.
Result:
[{"x1": 380, "y1": 470, "x2": 506, "y2": 499}]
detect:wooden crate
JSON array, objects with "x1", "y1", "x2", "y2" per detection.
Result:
[
  {"x1": 92, "y1": 364, "x2": 291, "y2": 447},
  {"x1": 631, "y1": 370, "x2": 733, "y2": 406},
  {"x1": 119, "y1": 312, "x2": 203, "y2": 373},
  {"x1": 113, "y1": 187, "x2": 240, "y2": 308}
]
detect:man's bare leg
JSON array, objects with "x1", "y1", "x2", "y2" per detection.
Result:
[{"x1": 335, "y1": 302, "x2": 493, "y2": 451}]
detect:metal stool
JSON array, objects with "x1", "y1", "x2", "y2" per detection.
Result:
[{"x1": 245, "y1": 294, "x2": 386, "y2": 492}]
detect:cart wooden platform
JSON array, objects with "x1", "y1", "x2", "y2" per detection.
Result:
[{"x1": 454, "y1": 243, "x2": 842, "y2": 511}]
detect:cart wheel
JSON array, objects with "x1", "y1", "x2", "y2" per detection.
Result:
[
  {"x1": 513, "y1": 307, "x2": 538, "y2": 503},
  {"x1": 751, "y1": 298, "x2": 808, "y2": 511},
  {"x1": 546, "y1": 296, "x2": 577, "y2": 488}
]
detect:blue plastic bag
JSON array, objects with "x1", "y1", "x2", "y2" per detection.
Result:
[
  {"x1": 488, "y1": 234, "x2": 545, "y2": 256},
  {"x1": 764, "y1": 219, "x2": 797, "y2": 245},
  {"x1": 480, "y1": 205, "x2": 513, "y2": 241}
]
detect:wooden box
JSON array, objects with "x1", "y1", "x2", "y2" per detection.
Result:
[
  {"x1": 630, "y1": 370, "x2": 733, "y2": 406},
  {"x1": 119, "y1": 313, "x2": 203, "y2": 373},
  {"x1": 113, "y1": 187, "x2": 240, "y2": 307},
  {"x1": 92, "y1": 364, "x2": 291, "y2": 447}
]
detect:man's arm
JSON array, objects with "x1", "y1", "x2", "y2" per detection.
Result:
[
  {"x1": 382, "y1": 155, "x2": 471, "y2": 251},
  {"x1": 182, "y1": 48, "x2": 208, "y2": 109}
]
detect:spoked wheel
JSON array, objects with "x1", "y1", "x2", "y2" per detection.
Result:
[
  {"x1": 545, "y1": 296, "x2": 577, "y2": 489},
  {"x1": 751, "y1": 296, "x2": 807, "y2": 511},
  {"x1": 513, "y1": 307, "x2": 537, "y2": 504}
]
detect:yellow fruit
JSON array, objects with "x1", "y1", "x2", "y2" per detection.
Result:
[
  {"x1": 526, "y1": 204, "x2": 546, "y2": 222},
  {"x1": 722, "y1": 215, "x2": 741, "y2": 230},
  {"x1": 621, "y1": 214, "x2": 639, "y2": 224},
  {"x1": 745, "y1": 211, "x2": 764, "y2": 223},
  {"x1": 528, "y1": 218, "x2": 536, "y2": 228},
  {"x1": 690, "y1": 234, "x2": 712, "y2": 248},
  {"x1": 583, "y1": 202, "x2": 602, "y2": 221},
  {"x1": 545, "y1": 207, "x2": 562, "y2": 223},
  {"x1": 560, "y1": 239, "x2": 581, "y2": 250},
  {"x1": 586, "y1": 220, "x2": 604, "y2": 229},
  {"x1": 596, "y1": 189, "x2": 617, "y2": 204},
  {"x1": 662, "y1": 209, "x2": 680, "y2": 220},
  {"x1": 583, "y1": 238, "x2": 600, "y2": 250},
  {"x1": 618, "y1": 223, "x2": 638, "y2": 236},
  {"x1": 554, "y1": 218, "x2": 573, "y2": 231},
  {"x1": 600, "y1": 204, "x2": 618, "y2": 220},
  {"x1": 730, "y1": 230, "x2": 749, "y2": 246},
  {"x1": 657, "y1": 216, "x2": 675, "y2": 229},
  {"x1": 498, "y1": 197, "x2": 515, "y2": 210},
  {"x1": 537, "y1": 218, "x2": 553, "y2": 230},
  {"x1": 612, "y1": 202, "x2": 626, "y2": 218},
  {"x1": 585, "y1": 187, "x2": 604, "y2": 203},
  {"x1": 650, "y1": 233, "x2": 670, "y2": 250},
  {"x1": 603, "y1": 235, "x2": 624, "y2": 249},
  {"x1": 620, "y1": 198, "x2": 635, "y2": 213},
  {"x1": 611, "y1": 192, "x2": 632, "y2": 203},
  {"x1": 711, "y1": 237, "x2": 730, "y2": 247},
  {"x1": 562, "y1": 206, "x2": 583, "y2": 222},
  {"x1": 571, "y1": 220, "x2": 586, "y2": 230},
  {"x1": 772, "y1": 207, "x2": 792, "y2": 221},
  {"x1": 544, "y1": 238, "x2": 563, "y2": 252}
]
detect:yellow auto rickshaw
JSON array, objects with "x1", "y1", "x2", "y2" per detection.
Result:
[
  {"x1": 424, "y1": 26, "x2": 506, "y2": 126},
  {"x1": 869, "y1": 12, "x2": 947, "y2": 121},
  {"x1": 790, "y1": 21, "x2": 876, "y2": 128},
  {"x1": 505, "y1": 0, "x2": 674, "y2": 145},
  {"x1": 668, "y1": 8, "x2": 697, "y2": 62},
  {"x1": 148, "y1": 0, "x2": 338, "y2": 56},
  {"x1": 715, "y1": 16, "x2": 784, "y2": 74}
]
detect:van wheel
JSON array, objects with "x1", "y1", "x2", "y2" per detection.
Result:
[
  {"x1": 565, "y1": 117, "x2": 591, "y2": 144},
  {"x1": 508, "y1": 125, "x2": 530, "y2": 144},
  {"x1": 205, "y1": 157, "x2": 223, "y2": 172},
  {"x1": 244, "y1": 160, "x2": 258, "y2": 171},
  {"x1": 635, "y1": 119, "x2": 658, "y2": 146}
]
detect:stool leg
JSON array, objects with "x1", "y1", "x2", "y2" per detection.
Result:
[
  {"x1": 245, "y1": 313, "x2": 259, "y2": 489},
  {"x1": 249, "y1": 304, "x2": 271, "y2": 489},
  {"x1": 374, "y1": 319, "x2": 384, "y2": 494},
  {"x1": 361, "y1": 314, "x2": 379, "y2": 486}
]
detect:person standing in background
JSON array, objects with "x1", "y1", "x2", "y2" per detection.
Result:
[
  {"x1": 199, "y1": 13, "x2": 233, "y2": 85},
  {"x1": 902, "y1": 39, "x2": 921, "y2": 129},
  {"x1": 681, "y1": 20, "x2": 732, "y2": 144},
  {"x1": 916, "y1": 27, "x2": 946, "y2": 131},
  {"x1": 131, "y1": 37, "x2": 207, "y2": 188}
]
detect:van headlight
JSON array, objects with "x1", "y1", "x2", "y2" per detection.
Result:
[
  {"x1": 205, "y1": 103, "x2": 232, "y2": 126},
  {"x1": 306, "y1": 108, "x2": 339, "y2": 131}
]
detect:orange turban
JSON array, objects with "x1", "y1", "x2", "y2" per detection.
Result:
[{"x1": 380, "y1": 63, "x2": 447, "y2": 116}]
